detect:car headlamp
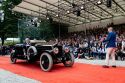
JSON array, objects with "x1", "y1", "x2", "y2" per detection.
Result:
[{"x1": 53, "y1": 47, "x2": 59, "y2": 54}]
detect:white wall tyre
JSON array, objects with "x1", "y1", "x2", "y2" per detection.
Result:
[
  {"x1": 63, "y1": 53, "x2": 74, "y2": 67},
  {"x1": 40, "y1": 53, "x2": 53, "y2": 72},
  {"x1": 27, "y1": 46, "x2": 37, "y2": 62},
  {"x1": 10, "y1": 53, "x2": 17, "y2": 64}
]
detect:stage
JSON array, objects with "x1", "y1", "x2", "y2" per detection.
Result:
[{"x1": 0, "y1": 56, "x2": 125, "y2": 83}]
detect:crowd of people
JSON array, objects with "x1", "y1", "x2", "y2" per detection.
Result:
[
  {"x1": 0, "y1": 24, "x2": 125, "y2": 61},
  {"x1": 50, "y1": 25, "x2": 125, "y2": 61},
  {"x1": 0, "y1": 46, "x2": 13, "y2": 56}
]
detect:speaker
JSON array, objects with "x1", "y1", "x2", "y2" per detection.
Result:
[
  {"x1": 72, "y1": 3, "x2": 76, "y2": 8},
  {"x1": 34, "y1": 23, "x2": 37, "y2": 27},
  {"x1": 77, "y1": 10, "x2": 81, "y2": 16},
  {"x1": 107, "y1": 0, "x2": 112, "y2": 8},
  {"x1": 49, "y1": 17, "x2": 53, "y2": 23},
  {"x1": 31, "y1": 19, "x2": 33, "y2": 22}
]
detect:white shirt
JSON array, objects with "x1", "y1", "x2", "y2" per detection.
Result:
[
  {"x1": 91, "y1": 47, "x2": 97, "y2": 52},
  {"x1": 122, "y1": 41, "x2": 125, "y2": 47},
  {"x1": 98, "y1": 48, "x2": 106, "y2": 53},
  {"x1": 84, "y1": 43, "x2": 88, "y2": 48},
  {"x1": 122, "y1": 40, "x2": 125, "y2": 51}
]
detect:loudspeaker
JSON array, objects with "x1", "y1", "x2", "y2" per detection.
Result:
[
  {"x1": 49, "y1": 17, "x2": 53, "y2": 23},
  {"x1": 77, "y1": 10, "x2": 81, "y2": 16},
  {"x1": 32, "y1": 22, "x2": 37, "y2": 27},
  {"x1": 72, "y1": 3, "x2": 76, "y2": 8},
  {"x1": 31, "y1": 19, "x2": 33, "y2": 22},
  {"x1": 107, "y1": 0, "x2": 112, "y2": 8}
]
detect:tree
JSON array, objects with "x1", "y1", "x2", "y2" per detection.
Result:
[
  {"x1": 38, "y1": 19, "x2": 69, "y2": 41},
  {"x1": 0, "y1": 0, "x2": 22, "y2": 45}
]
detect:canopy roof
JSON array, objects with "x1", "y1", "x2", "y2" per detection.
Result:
[{"x1": 13, "y1": 0, "x2": 125, "y2": 26}]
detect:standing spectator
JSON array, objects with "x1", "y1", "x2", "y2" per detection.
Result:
[
  {"x1": 0, "y1": 46, "x2": 2, "y2": 55},
  {"x1": 1, "y1": 46, "x2": 6, "y2": 56},
  {"x1": 122, "y1": 39, "x2": 125, "y2": 51}
]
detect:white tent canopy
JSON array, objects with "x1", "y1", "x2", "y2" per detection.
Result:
[{"x1": 13, "y1": 0, "x2": 125, "y2": 29}]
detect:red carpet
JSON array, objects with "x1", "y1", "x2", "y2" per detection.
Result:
[{"x1": 0, "y1": 56, "x2": 125, "y2": 83}]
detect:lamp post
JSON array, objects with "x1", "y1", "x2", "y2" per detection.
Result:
[
  {"x1": 17, "y1": 19, "x2": 19, "y2": 42},
  {"x1": 59, "y1": 16, "x2": 61, "y2": 39},
  {"x1": 58, "y1": 0, "x2": 61, "y2": 39},
  {"x1": 18, "y1": 19, "x2": 24, "y2": 43}
]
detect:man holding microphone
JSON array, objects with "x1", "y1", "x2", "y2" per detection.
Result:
[{"x1": 100, "y1": 27, "x2": 117, "y2": 68}]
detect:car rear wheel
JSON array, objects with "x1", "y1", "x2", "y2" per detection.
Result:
[
  {"x1": 63, "y1": 53, "x2": 74, "y2": 67},
  {"x1": 10, "y1": 53, "x2": 17, "y2": 64},
  {"x1": 40, "y1": 53, "x2": 53, "y2": 72}
]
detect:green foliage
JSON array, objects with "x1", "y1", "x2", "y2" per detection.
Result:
[
  {"x1": 4, "y1": 41, "x2": 17, "y2": 46},
  {"x1": 38, "y1": 20, "x2": 69, "y2": 40},
  {"x1": 18, "y1": 19, "x2": 69, "y2": 41},
  {"x1": 18, "y1": 19, "x2": 41, "y2": 42},
  {"x1": 38, "y1": 20, "x2": 53, "y2": 40},
  {"x1": 0, "y1": 0, "x2": 22, "y2": 45}
]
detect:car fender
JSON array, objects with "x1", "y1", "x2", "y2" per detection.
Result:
[
  {"x1": 27, "y1": 46, "x2": 37, "y2": 56},
  {"x1": 41, "y1": 50, "x2": 52, "y2": 55}
]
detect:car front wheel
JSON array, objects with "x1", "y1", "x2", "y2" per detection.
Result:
[
  {"x1": 10, "y1": 52, "x2": 17, "y2": 64},
  {"x1": 63, "y1": 53, "x2": 74, "y2": 67},
  {"x1": 40, "y1": 53, "x2": 53, "y2": 72}
]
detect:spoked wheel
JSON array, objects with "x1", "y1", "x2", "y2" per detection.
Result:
[
  {"x1": 10, "y1": 52, "x2": 17, "y2": 64},
  {"x1": 27, "y1": 46, "x2": 37, "y2": 63},
  {"x1": 63, "y1": 53, "x2": 74, "y2": 67},
  {"x1": 40, "y1": 53, "x2": 53, "y2": 72}
]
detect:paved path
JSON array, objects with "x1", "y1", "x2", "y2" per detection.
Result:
[
  {"x1": 75, "y1": 59, "x2": 125, "y2": 67},
  {"x1": 0, "y1": 69, "x2": 41, "y2": 83}
]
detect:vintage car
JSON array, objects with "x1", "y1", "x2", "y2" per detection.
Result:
[{"x1": 10, "y1": 41, "x2": 74, "y2": 72}]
